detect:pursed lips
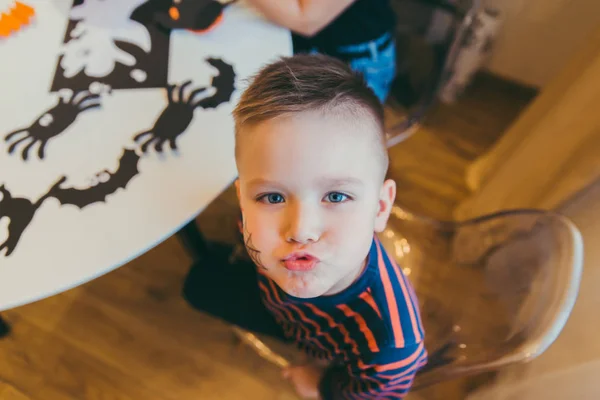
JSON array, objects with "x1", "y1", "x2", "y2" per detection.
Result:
[{"x1": 281, "y1": 252, "x2": 320, "y2": 272}]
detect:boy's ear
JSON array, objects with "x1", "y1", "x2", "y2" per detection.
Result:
[
  {"x1": 235, "y1": 179, "x2": 241, "y2": 201},
  {"x1": 374, "y1": 179, "x2": 396, "y2": 233}
]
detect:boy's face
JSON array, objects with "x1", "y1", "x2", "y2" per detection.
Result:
[{"x1": 236, "y1": 111, "x2": 395, "y2": 298}]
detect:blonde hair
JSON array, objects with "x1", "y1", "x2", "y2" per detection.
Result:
[{"x1": 233, "y1": 54, "x2": 388, "y2": 172}]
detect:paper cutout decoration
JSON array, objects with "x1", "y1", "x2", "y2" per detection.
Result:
[
  {"x1": 51, "y1": 0, "x2": 173, "y2": 92},
  {"x1": 0, "y1": 148, "x2": 141, "y2": 256},
  {"x1": 0, "y1": 0, "x2": 239, "y2": 257},
  {"x1": 0, "y1": 1, "x2": 34, "y2": 38},
  {"x1": 60, "y1": 0, "x2": 152, "y2": 79},
  {"x1": 1, "y1": 57, "x2": 236, "y2": 255},
  {"x1": 134, "y1": 58, "x2": 236, "y2": 154},
  {"x1": 0, "y1": 184, "x2": 39, "y2": 257},
  {"x1": 154, "y1": 0, "x2": 236, "y2": 33},
  {"x1": 44, "y1": 148, "x2": 141, "y2": 209},
  {"x1": 5, "y1": 90, "x2": 101, "y2": 160}
]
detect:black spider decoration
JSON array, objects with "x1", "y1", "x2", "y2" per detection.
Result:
[
  {"x1": 134, "y1": 57, "x2": 235, "y2": 153},
  {"x1": 4, "y1": 90, "x2": 101, "y2": 160},
  {"x1": 134, "y1": 81, "x2": 207, "y2": 152}
]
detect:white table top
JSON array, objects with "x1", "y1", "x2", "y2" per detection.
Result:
[{"x1": 0, "y1": 0, "x2": 291, "y2": 311}]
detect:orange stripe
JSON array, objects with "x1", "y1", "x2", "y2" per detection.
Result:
[
  {"x1": 359, "y1": 290, "x2": 382, "y2": 319},
  {"x1": 262, "y1": 302, "x2": 293, "y2": 336},
  {"x1": 347, "y1": 348, "x2": 427, "y2": 399},
  {"x1": 355, "y1": 374, "x2": 385, "y2": 391},
  {"x1": 355, "y1": 359, "x2": 421, "y2": 397},
  {"x1": 264, "y1": 282, "x2": 309, "y2": 343},
  {"x1": 405, "y1": 280, "x2": 425, "y2": 336},
  {"x1": 258, "y1": 282, "x2": 303, "y2": 339},
  {"x1": 257, "y1": 282, "x2": 286, "y2": 318},
  {"x1": 265, "y1": 280, "x2": 328, "y2": 351},
  {"x1": 384, "y1": 380, "x2": 413, "y2": 391},
  {"x1": 380, "y1": 360, "x2": 421, "y2": 379},
  {"x1": 287, "y1": 303, "x2": 340, "y2": 357},
  {"x1": 379, "y1": 357, "x2": 425, "y2": 381},
  {"x1": 337, "y1": 304, "x2": 379, "y2": 353},
  {"x1": 346, "y1": 373, "x2": 415, "y2": 399},
  {"x1": 356, "y1": 376, "x2": 415, "y2": 398},
  {"x1": 305, "y1": 303, "x2": 360, "y2": 356},
  {"x1": 380, "y1": 377, "x2": 415, "y2": 392},
  {"x1": 374, "y1": 342, "x2": 425, "y2": 373},
  {"x1": 389, "y1": 254, "x2": 423, "y2": 342},
  {"x1": 257, "y1": 282, "x2": 293, "y2": 336},
  {"x1": 350, "y1": 348, "x2": 426, "y2": 397},
  {"x1": 375, "y1": 239, "x2": 405, "y2": 347}
]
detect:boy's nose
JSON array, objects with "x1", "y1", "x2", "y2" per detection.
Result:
[{"x1": 284, "y1": 203, "x2": 321, "y2": 245}]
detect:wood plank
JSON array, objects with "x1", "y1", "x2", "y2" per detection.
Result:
[
  {"x1": 7, "y1": 237, "x2": 297, "y2": 400},
  {"x1": 0, "y1": 380, "x2": 33, "y2": 400},
  {"x1": 0, "y1": 316, "x2": 156, "y2": 400}
]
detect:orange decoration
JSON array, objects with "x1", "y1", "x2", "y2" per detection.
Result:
[
  {"x1": 0, "y1": 1, "x2": 35, "y2": 38},
  {"x1": 168, "y1": 6, "x2": 180, "y2": 21}
]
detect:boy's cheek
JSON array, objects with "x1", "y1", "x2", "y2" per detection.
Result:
[{"x1": 244, "y1": 215, "x2": 276, "y2": 247}]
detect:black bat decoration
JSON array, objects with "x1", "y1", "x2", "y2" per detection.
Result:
[
  {"x1": 47, "y1": 149, "x2": 141, "y2": 209},
  {"x1": 0, "y1": 185, "x2": 46, "y2": 257},
  {"x1": 1, "y1": 148, "x2": 142, "y2": 258},
  {"x1": 3, "y1": 158, "x2": 138, "y2": 257}
]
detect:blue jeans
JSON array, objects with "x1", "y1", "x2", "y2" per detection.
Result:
[{"x1": 310, "y1": 33, "x2": 397, "y2": 103}]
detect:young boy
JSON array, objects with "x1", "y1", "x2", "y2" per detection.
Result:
[
  {"x1": 183, "y1": 54, "x2": 427, "y2": 399},
  {"x1": 244, "y1": 0, "x2": 397, "y2": 103}
]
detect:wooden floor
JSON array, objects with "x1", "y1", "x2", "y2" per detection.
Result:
[{"x1": 0, "y1": 73, "x2": 536, "y2": 400}]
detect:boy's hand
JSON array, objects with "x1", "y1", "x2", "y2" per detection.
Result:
[{"x1": 283, "y1": 363, "x2": 325, "y2": 399}]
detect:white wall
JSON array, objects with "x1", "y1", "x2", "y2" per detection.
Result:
[{"x1": 484, "y1": 0, "x2": 600, "y2": 87}]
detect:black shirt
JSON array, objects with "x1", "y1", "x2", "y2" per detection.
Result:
[{"x1": 292, "y1": 0, "x2": 396, "y2": 53}]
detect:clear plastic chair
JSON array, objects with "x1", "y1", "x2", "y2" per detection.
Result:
[
  {"x1": 385, "y1": 0, "x2": 484, "y2": 147},
  {"x1": 233, "y1": 206, "x2": 583, "y2": 391}
]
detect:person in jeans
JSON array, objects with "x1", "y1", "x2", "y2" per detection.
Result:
[{"x1": 246, "y1": 0, "x2": 397, "y2": 103}]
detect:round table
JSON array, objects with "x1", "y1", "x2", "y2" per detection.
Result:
[{"x1": 0, "y1": 0, "x2": 291, "y2": 312}]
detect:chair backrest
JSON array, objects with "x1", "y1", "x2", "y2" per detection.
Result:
[
  {"x1": 386, "y1": 0, "x2": 483, "y2": 147},
  {"x1": 378, "y1": 206, "x2": 583, "y2": 388}
]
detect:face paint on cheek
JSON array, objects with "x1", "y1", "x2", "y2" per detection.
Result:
[{"x1": 243, "y1": 224, "x2": 267, "y2": 270}]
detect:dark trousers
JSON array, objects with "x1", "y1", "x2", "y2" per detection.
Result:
[{"x1": 182, "y1": 245, "x2": 287, "y2": 341}]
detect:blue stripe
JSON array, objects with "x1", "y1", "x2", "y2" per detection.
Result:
[{"x1": 381, "y1": 247, "x2": 422, "y2": 345}]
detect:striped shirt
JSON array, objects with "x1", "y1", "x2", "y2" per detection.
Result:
[{"x1": 257, "y1": 237, "x2": 427, "y2": 399}]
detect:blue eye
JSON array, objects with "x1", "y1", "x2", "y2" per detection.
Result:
[
  {"x1": 259, "y1": 193, "x2": 285, "y2": 204},
  {"x1": 325, "y1": 192, "x2": 349, "y2": 203}
]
